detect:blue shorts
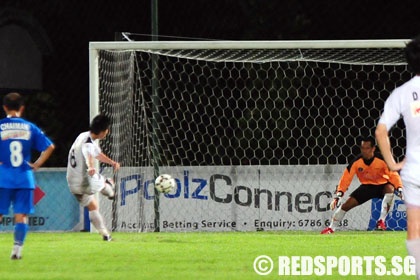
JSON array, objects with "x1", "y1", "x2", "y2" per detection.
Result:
[{"x1": 0, "y1": 188, "x2": 34, "y2": 215}]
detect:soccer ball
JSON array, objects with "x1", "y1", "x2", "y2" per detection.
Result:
[{"x1": 154, "y1": 174, "x2": 176, "y2": 194}]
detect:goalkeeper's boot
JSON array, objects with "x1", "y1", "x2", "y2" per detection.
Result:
[
  {"x1": 376, "y1": 219, "x2": 386, "y2": 231},
  {"x1": 320, "y1": 227, "x2": 334, "y2": 234}
]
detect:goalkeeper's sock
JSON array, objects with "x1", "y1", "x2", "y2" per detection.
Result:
[
  {"x1": 330, "y1": 207, "x2": 346, "y2": 231},
  {"x1": 89, "y1": 210, "x2": 110, "y2": 237},
  {"x1": 406, "y1": 238, "x2": 420, "y2": 280},
  {"x1": 379, "y1": 193, "x2": 394, "y2": 221}
]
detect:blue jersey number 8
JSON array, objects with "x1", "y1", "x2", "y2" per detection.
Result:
[{"x1": 10, "y1": 141, "x2": 23, "y2": 167}]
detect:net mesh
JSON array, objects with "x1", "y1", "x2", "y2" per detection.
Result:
[{"x1": 93, "y1": 43, "x2": 408, "y2": 232}]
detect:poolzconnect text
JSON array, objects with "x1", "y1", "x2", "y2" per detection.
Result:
[{"x1": 119, "y1": 171, "x2": 332, "y2": 213}]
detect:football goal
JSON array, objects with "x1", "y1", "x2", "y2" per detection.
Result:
[{"x1": 89, "y1": 39, "x2": 408, "y2": 233}]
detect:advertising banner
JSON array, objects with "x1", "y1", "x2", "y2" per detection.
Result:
[{"x1": 109, "y1": 165, "x2": 406, "y2": 232}]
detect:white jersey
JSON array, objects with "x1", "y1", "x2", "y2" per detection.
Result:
[
  {"x1": 378, "y1": 75, "x2": 420, "y2": 186},
  {"x1": 66, "y1": 131, "x2": 102, "y2": 189}
]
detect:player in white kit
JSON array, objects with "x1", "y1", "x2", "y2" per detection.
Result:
[
  {"x1": 67, "y1": 114, "x2": 120, "y2": 241},
  {"x1": 376, "y1": 35, "x2": 420, "y2": 279}
]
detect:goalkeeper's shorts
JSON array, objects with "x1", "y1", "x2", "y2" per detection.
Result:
[{"x1": 350, "y1": 183, "x2": 388, "y2": 205}]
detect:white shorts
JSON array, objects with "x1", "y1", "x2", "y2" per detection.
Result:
[
  {"x1": 402, "y1": 184, "x2": 420, "y2": 208},
  {"x1": 68, "y1": 173, "x2": 105, "y2": 195},
  {"x1": 68, "y1": 173, "x2": 106, "y2": 207}
]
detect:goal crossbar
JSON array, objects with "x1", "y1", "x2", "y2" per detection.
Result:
[{"x1": 89, "y1": 39, "x2": 408, "y2": 51}]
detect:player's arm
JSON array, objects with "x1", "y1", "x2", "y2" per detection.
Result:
[
  {"x1": 81, "y1": 143, "x2": 100, "y2": 176},
  {"x1": 388, "y1": 170, "x2": 404, "y2": 199},
  {"x1": 96, "y1": 152, "x2": 120, "y2": 171},
  {"x1": 330, "y1": 162, "x2": 355, "y2": 210},
  {"x1": 330, "y1": 186, "x2": 343, "y2": 210},
  {"x1": 30, "y1": 144, "x2": 55, "y2": 171},
  {"x1": 375, "y1": 124, "x2": 405, "y2": 171},
  {"x1": 86, "y1": 154, "x2": 96, "y2": 176},
  {"x1": 336, "y1": 163, "x2": 355, "y2": 194},
  {"x1": 395, "y1": 185, "x2": 404, "y2": 199}
]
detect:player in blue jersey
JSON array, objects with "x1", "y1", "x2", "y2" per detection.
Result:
[{"x1": 0, "y1": 92, "x2": 55, "y2": 260}]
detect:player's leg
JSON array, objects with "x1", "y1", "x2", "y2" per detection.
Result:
[
  {"x1": 100, "y1": 178, "x2": 115, "y2": 199},
  {"x1": 90, "y1": 173, "x2": 115, "y2": 199},
  {"x1": 86, "y1": 198, "x2": 112, "y2": 241},
  {"x1": 329, "y1": 197, "x2": 359, "y2": 231},
  {"x1": 11, "y1": 189, "x2": 34, "y2": 260},
  {"x1": 406, "y1": 207, "x2": 420, "y2": 280},
  {"x1": 322, "y1": 185, "x2": 372, "y2": 234},
  {"x1": 11, "y1": 214, "x2": 28, "y2": 260},
  {"x1": 321, "y1": 197, "x2": 359, "y2": 234},
  {"x1": 70, "y1": 181, "x2": 113, "y2": 241},
  {"x1": 0, "y1": 188, "x2": 12, "y2": 224},
  {"x1": 377, "y1": 184, "x2": 395, "y2": 230},
  {"x1": 406, "y1": 206, "x2": 420, "y2": 278},
  {"x1": 402, "y1": 184, "x2": 420, "y2": 279},
  {"x1": 86, "y1": 175, "x2": 114, "y2": 240}
]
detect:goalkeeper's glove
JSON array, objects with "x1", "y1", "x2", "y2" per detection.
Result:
[
  {"x1": 330, "y1": 191, "x2": 343, "y2": 210},
  {"x1": 396, "y1": 187, "x2": 403, "y2": 200}
]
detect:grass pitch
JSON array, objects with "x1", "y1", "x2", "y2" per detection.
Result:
[{"x1": 0, "y1": 231, "x2": 411, "y2": 279}]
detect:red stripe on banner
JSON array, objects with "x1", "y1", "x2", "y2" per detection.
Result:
[{"x1": 34, "y1": 186, "x2": 45, "y2": 205}]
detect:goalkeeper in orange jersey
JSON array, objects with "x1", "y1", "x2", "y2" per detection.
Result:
[{"x1": 321, "y1": 136, "x2": 403, "y2": 234}]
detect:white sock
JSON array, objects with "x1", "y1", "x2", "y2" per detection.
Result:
[
  {"x1": 379, "y1": 193, "x2": 394, "y2": 221},
  {"x1": 406, "y1": 238, "x2": 420, "y2": 280},
  {"x1": 11, "y1": 244, "x2": 23, "y2": 258},
  {"x1": 89, "y1": 210, "x2": 109, "y2": 236},
  {"x1": 330, "y1": 207, "x2": 346, "y2": 231}
]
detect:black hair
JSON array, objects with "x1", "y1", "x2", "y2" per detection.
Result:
[
  {"x1": 405, "y1": 35, "x2": 420, "y2": 74},
  {"x1": 360, "y1": 136, "x2": 375, "y2": 147},
  {"x1": 3, "y1": 92, "x2": 24, "y2": 111},
  {"x1": 90, "y1": 114, "x2": 110, "y2": 134}
]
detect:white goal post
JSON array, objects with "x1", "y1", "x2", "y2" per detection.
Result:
[{"x1": 89, "y1": 39, "x2": 408, "y2": 233}]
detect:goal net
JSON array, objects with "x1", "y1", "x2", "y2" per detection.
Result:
[{"x1": 89, "y1": 40, "x2": 408, "y2": 233}]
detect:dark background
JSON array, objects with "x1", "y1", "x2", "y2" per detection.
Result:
[{"x1": 0, "y1": 0, "x2": 420, "y2": 166}]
